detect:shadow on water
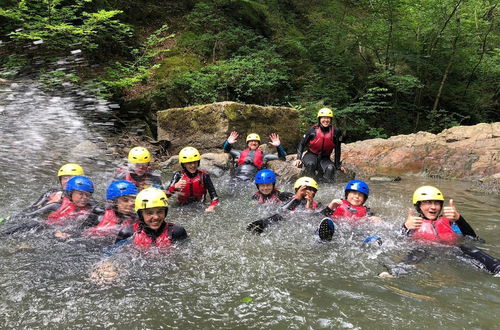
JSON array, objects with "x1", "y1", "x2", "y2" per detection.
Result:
[{"x1": 0, "y1": 78, "x2": 499, "y2": 328}]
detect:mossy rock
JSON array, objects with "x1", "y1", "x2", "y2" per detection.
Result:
[
  {"x1": 154, "y1": 54, "x2": 202, "y2": 81},
  {"x1": 157, "y1": 101, "x2": 301, "y2": 154}
]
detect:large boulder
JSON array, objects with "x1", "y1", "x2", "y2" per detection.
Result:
[
  {"x1": 157, "y1": 101, "x2": 301, "y2": 154},
  {"x1": 342, "y1": 122, "x2": 500, "y2": 180}
]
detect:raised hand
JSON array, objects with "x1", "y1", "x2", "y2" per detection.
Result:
[
  {"x1": 404, "y1": 208, "x2": 423, "y2": 230},
  {"x1": 294, "y1": 185, "x2": 307, "y2": 200},
  {"x1": 227, "y1": 131, "x2": 239, "y2": 144},
  {"x1": 268, "y1": 133, "x2": 281, "y2": 147},
  {"x1": 443, "y1": 199, "x2": 460, "y2": 222},
  {"x1": 328, "y1": 199, "x2": 342, "y2": 210},
  {"x1": 174, "y1": 179, "x2": 187, "y2": 191}
]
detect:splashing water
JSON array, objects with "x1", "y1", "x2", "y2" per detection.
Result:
[{"x1": 0, "y1": 78, "x2": 499, "y2": 328}]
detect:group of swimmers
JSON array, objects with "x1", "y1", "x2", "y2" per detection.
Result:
[{"x1": 1, "y1": 107, "x2": 499, "y2": 275}]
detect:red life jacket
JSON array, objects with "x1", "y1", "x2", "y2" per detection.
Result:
[
  {"x1": 412, "y1": 216, "x2": 458, "y2": 244},
  {"x1": 117, "y1": 167, "x2": 155, "y2": 191},
  {"x1": 237, "y1": 149, "x2": 264, "y2": 169},
  {"x1": 307, "y1": 126, "x2": 335, "y2": 156},
  {"x1": 132, "y1": 222, "x2": 174, "y2": 248},
  {"x1": 331, "y1": 200, "x2": 368, "y2": 220},
  {"x1": 253, "y1": 189, "x2": 280, "y2": 204},
  {"x1": 85, "y1": 209, "x2": 134, "y2": 237},
  {"x1": 178, "y1": 171, "x2": 207, "y2": 204},
  {"x1": 46, "y1": 196, "x2": 91, "y2": 225}
]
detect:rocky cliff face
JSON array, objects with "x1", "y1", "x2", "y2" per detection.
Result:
[{"x1": 342, "y1": 122, "x2": 499, "y2": 181}]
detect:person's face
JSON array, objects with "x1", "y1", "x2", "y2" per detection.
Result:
[
  {"x1": 319, "y1": 116, "x2": 332, "y2": 127},
  {"x1": 258, "y1": 183, "x2": 274, "y2": 195},
  {"x1": 184, "y1": 161, "x2": 198, "y2": 174},
  {"x1": 419, "y1": 200, "x2": 442, "y2": 220},
  {"x1": 247, "y1": 140, "x2": 260, "y2": 150},
  {"x1": 59, "y1": 175, "x2": 73, "y2": 189},
  {"x1": 346, "y1": 191, "x2": 366, "y2": 206},
  {"x1": 142, "y1": 207, "x2": 166, "y2": 230},
  {"x1": 71, "y1": 190, "x2": 91, "y2": 208},
  {"x1": 132, "y1": 163, "x2": 149, "y2": 176},
  {"x1": 115, "y1": 195, "x2": 136, "y2": 215},
  {"x1": 305, "y1": 187, "x2": 316, "y2": 199}
]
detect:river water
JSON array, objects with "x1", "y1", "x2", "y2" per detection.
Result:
[{"x1": 0, "y1": 79, "x2": 498, "y2": 329}]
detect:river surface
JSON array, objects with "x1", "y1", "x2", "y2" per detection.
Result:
[{"x1": 0, "y1": 79, "x2": 498, "y2": 329}]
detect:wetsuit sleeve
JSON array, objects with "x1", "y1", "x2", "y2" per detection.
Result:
[
  {"x1": 263, "y1": 145, "x2": 287, "y2": 163},
  {"x1": 296, "y1": 128, "x2": 315, "y2": 161},
  {"x1": 203, "y1": 173, "x2": 219, "y2": 206},
  {"x1": 278, "y1": 191, "x2": 294, "y2": 202},
  {"x1": 29, "y1": 189, "x2": 57, "y2": 208},
  {"x1": 320, "y1": 206, "x2": 335, "y2": 217},
  {"x1": 279, "y1": 197, "x2": 303, "y2": 212},
  {"x1": 20, "y1": 202, "x2": 62, "y2": 218},
  {"x1": 166, "y1": 171, "x2": 182, "y2": 196},
  {"x1": 223, "y1": 141, "x2": 242, "y2": 159},
  {"x1": 171, "y1": 224, "x2": 188, "y2": 241},
  {"x1": 455, "y1": 215, "x2": 478, "y2": 238},
  {"x1": 80, "y1": 206, "x2": 104, "y2": 229},
  {"x1": 333, "y1": 127, "x2": 342, "y2": 169}
]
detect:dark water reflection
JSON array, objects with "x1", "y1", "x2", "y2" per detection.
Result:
[{"x1": 0, "y1": 80, "x2": 499, "y2": 329}]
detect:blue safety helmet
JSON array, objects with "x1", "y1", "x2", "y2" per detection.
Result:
[
  {"x1": 255, "y1": 169, "x2": 276, "y2": 185},
  {"x1": 106, "y1": 180, "x2": 138, "y2": 201},
  {"x1": 66, "y1": 175, "x2": 94, "y2": 194},
  {"x1": 345, "y1": 180, "x2": 369, "y2": 199}
]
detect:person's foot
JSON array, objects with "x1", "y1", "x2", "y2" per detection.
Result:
[{"x1": 318, "y1": 217, "x2": 335, "y2": 241}]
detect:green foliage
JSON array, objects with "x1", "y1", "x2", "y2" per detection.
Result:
[
  {"x1": 100, "y1": 24, "x2": 174, "y2": 94},
  {"x1": 426, "y1": 108, "x2": 470, "y2": 134},
  {"x1": 150, "y1": 48, "x2": 291, "y2": 108},
  {"x1": 0, "y1": 0, "x2": 133, "y2": 59}
]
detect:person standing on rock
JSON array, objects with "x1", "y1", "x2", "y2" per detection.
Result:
[
  {"x1": 223, "y1": 131, "x2": 286, "y2": 182},
  {"x1": 114, "y1": 146, "x2": 163, "y2": 191},
  {"x1": 293, "y1": 108, "x2": 345, "y2": 182},
  {"x1": 166, "y1": 146, "x2": 219, "y2": 212}
]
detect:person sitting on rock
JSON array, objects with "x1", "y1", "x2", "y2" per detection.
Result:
[
  {"x1": 318, "y1": 180, "x2": 381, "y2": 241},
  {"x1": 223, "y1": 131, "x2": 286, "y2": 182},
  {"x1": 166, "y1": 147, "x2": 219, "y2": 212},
  {"x1": 252, "y1": 169, "x2": 293, "y2": 204},
  {"x1": 84, "y1": 180, "x2": 138, "y2": 241},
  {"x1": 247, "y1": 176, "x2": 321, "y2": 233},
  {"x1": 114, "y1": 146, "x2": 163, "y2": 191},
  {"x1": 3, "y1": 163, "x2": 85, "y2": 222},
  {"x1": 293, "y1": 107, "x2": 345, "y2": 182}
]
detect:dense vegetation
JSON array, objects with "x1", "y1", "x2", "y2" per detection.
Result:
[{"x1": 1, "y1": 0, "x2": 498, "y2": 141}]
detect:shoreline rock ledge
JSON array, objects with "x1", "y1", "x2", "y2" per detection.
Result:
[{"x1": 342, "y1": 122, "x2": 499, "y2": 182}]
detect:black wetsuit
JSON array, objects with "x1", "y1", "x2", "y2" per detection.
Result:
[
  {"x1": 0, "y1": 203, "x2": 103, "y2": 237},
  {"x1": 223, "y1": 141, "x2": 286, "y2": 182},
  {"x1": 296, "y1": 126, "x2": 342, "y2": 181},
  {"x1": 9, "y1": 188, "x2": 63, "y2": 221},
  {"x1": 247, "y1": 196, "x2": 323, "y2": 233}
]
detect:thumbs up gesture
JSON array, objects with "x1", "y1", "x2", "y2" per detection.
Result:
[
  {"x1": 443, "y1": 199, "x2": 460, "y2": 222},
  {"x1": 404, "y1": 208, "x2": 423, "y2": 230}
]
